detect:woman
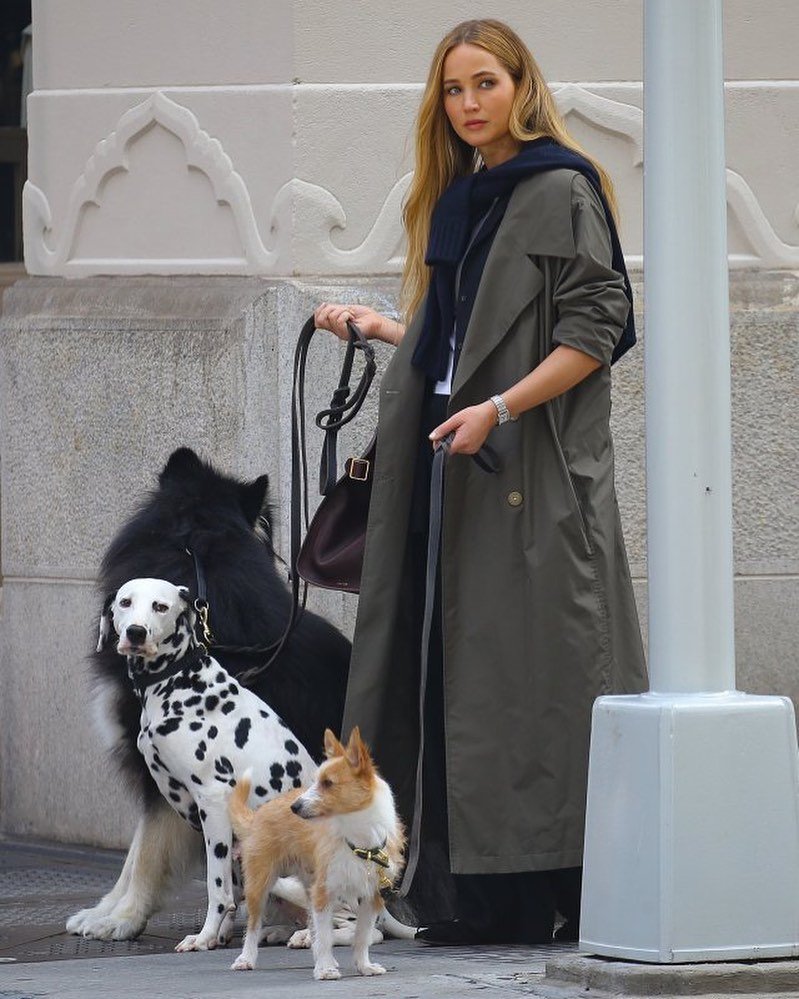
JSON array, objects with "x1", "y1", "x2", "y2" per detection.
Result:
[{"x1": 314, "y1": 19, "x2": 647, "y2": 944}]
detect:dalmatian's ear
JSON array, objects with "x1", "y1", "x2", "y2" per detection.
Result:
[
  {"x1": 175, "y1": 587, "x2": 198, "y2": 634},
  {"x1": 96, "y1": 593, "x2": 116, "y2": 653}
]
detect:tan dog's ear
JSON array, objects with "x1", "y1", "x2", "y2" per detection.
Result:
[
  {"x1": 324, "y1": 728, "x2": 344, "y2": 759},
  {"x1": 96, "y1": 593, "x2": 116, "y2": 652},
  {"x1": 345, "y1": 726, "x2": 372, "y2": 773}
]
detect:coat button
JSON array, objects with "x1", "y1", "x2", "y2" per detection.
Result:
[{"x1": 507, "y1": 490, "x2": 523, "y2": 507}]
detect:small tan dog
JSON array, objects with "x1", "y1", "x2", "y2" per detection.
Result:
[{"x1": 228, "y1": 727, "x2": 405, "y2": 980}]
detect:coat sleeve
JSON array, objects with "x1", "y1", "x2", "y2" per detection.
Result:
[{"x1": 550, "y1": 173, "x2": 630, "y2": 366}]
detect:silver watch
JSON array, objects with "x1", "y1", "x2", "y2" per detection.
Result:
[{"x1": 490, "y1": 394, "x2": 516, "y2": 425}]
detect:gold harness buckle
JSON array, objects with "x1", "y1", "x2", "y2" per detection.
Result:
[{"x1": 194, "y1": 599, "x2": 215, "y2": 645}]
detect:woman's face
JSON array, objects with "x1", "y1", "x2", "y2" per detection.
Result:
[{"x1": 442, "y1": 43, "x2": 521, "y2": 168}]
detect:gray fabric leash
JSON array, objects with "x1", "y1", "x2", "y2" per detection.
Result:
[
  {"x1": 399, "y1": 432, "x2": 499, "y2": 895},
  {"x1": 399, "y1": 432, "x2": 452, "y2": 895}
]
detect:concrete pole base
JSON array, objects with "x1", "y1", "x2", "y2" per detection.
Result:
[
  {"x1": 580, "y1": 692, "x2": 799, "y2": 962},
  {"x1": 545, "y1": 953, "x2": 799, "y2": 995}
]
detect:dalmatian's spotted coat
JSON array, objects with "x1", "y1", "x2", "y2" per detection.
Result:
[{"x1": 98, "y1": 577, "x2": 315, "y2": 952}]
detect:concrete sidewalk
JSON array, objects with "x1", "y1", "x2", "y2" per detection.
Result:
[
  {"x1": 0, "y1": 835, "x2": 575, "y2": 997},
  {"x1": 4, "y1": 836, "x2": 799, "y2": 999}
]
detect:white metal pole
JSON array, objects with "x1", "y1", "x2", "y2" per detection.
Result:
[
  {"x1": 644, "y1": 0, "x2": 735, "y2": 694},
  {"x1": 579, "y1": 0, "x2": 799, "y2": 962}
]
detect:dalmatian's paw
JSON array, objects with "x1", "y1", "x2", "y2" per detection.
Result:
[
  {"x1": 175, "y1": 931, "x2": 217, "y2": 952},
  {"x1": 216, "y1": 914, "x2": 236, "y2": 948},
  {"x1": 314, "y1": 963, "x2": 341, "y2": 980},
  {"x1": 356, "y1": 960, "x2": 386, "y2": 976},
  {"x1": 287, "y1": 927, "x2": 312, "y2": 949},
  {"x1": 231, "y1": 954, "x2": 254, "y2": 971},
  {"x1": 260, "y1": 923, "x2": 297, "y2": 945}
]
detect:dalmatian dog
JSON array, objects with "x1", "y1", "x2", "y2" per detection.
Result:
[{"x1": 97, "y1": 577, "x2": 318, "y2": 953}]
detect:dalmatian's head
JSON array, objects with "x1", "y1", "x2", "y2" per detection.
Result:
[{"x1": 97, "y1": 578, "x2": 195, "y2": 662}]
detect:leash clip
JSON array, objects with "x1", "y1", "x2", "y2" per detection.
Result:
[{"x1": 194, "y1": 598, "x2": 215, "y2": 646}]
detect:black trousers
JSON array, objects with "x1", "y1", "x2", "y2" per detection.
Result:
[{"x1": 409, "y1": 389, "x2": 581, "y2": 941}]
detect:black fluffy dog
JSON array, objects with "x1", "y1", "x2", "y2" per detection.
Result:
[{"x1": 67, "y1": 447, "x2": 351, "y2": 941}]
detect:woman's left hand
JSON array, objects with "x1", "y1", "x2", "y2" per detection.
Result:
[{"x1": 430, "y1": 401, "x2": 497, "y2": 455}]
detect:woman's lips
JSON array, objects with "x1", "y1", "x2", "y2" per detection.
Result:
[{"x1": 464, "y1": 121, "x2": 487, "y2": 130}]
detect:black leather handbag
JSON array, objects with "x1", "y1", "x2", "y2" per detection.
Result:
[
  {"x1": 296, "y1": 433, "x2": 375, "y2": 593},
  {"x1": 291, "y1": 316, "x2": 377, "y2": 595}
]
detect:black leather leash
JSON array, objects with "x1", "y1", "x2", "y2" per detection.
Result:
[
  {"x1": 182, "y1": 316, "x2": 376, "y2": 683},
  {"x1": 313, "y1": 319, "x2": 377, "y2": 495}
]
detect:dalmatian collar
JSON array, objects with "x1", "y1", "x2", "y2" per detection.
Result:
[{"x1": 127, "y1": 645, "x2": 206, "y2": 700}]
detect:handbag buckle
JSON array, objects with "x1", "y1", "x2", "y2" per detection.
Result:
[{"x1": 348, "y1": 457, "x2": 370, "y2": 481}]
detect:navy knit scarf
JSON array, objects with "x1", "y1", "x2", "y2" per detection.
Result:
[{"x1": 411, "y1": 138, "x2": 636, "y2": 381}]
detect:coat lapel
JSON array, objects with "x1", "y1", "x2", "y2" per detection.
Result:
[{"x1": 450, "y1": 171, "x2": 576, "y2": 402}]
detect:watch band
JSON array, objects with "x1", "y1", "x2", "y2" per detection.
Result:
[{"x1": 490, "y1": 394, "x2": 515, "y2": 425}]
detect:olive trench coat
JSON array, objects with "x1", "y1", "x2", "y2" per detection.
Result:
[{"x1": 342, "y1": 169, "x2": 647, "y2": 880}]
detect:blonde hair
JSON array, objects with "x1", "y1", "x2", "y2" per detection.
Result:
[{"x1": 401, "y1": 19, "x2": 618, "y2": 321}]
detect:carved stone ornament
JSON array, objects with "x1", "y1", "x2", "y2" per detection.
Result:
[{"x1": 22, "y1": 87, "x2": 799, "y2": 276}]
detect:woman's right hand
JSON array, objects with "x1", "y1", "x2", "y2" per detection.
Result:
[{"x1": 313, "y1": 303, "x2": 403, "y2": 346}]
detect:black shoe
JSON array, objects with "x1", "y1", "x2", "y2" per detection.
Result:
[{"x1": 415, "y1": 919, "x2": 496, "y2": 946}]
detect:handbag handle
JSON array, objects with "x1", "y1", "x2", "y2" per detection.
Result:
[{"x1": 213, "y1": 316, "x2": 377, "y2": 681}]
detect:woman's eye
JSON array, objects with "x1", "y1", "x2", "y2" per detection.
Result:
[
  {"x1": 479, "y1": 78, "x2": 495, "y2": 89},
  {"x1": 153, "y1": 602, "x2": 168, "y2": 613},
  {"x1": 119, "y1": 598, "x2": 131, "y2": 608},
  {"x1": 445, "y1": 86, "x2": 460, "y2": 97}
]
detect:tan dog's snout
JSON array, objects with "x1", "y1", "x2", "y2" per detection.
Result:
[{"x1": 290, "y1": 789, "x2": 321, "y2": 820}]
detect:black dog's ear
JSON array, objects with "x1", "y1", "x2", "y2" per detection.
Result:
[
  {"x1": 240, "y1": 474, "x2": 269, "y2": 527},
  {"x1": 97, "y1": 593, "x2": 116, "y2": 653},
  {"x1": 159, "y1": 448, "x2": 202, "y2": 487}
]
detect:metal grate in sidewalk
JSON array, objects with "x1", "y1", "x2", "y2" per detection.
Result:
[
  {"x1": 0, "y1": 837, "x2": 208, "y2": 964},
  {"x1": 0, "y1": 836, "x2": 579, "y2": 968}
]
